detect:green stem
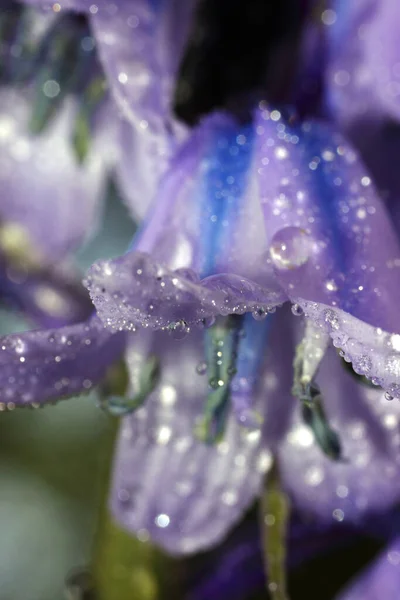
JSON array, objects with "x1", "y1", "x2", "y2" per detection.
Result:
[
  {"x1": 91, "y1": 418, "x2": 183, "y2": 600},
  {"x1": 260, "y1": 464, "x2": 290, "y2": 600}
]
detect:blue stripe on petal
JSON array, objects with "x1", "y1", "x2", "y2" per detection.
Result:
[
  {"x1": 200, "y1": 122, "x2": 255, "y2": 278},
  {"x1": 300, "y1": 129, "x2": 346, "y2": 268}
]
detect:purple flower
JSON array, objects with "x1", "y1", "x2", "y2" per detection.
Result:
[
  {"x1": 0, "y1": 84, "x2": 108, "y2": 326},
  {"x1": 4, "y1": 0, "x2": 400, "y2": 574},
  {"x1": 2, "y1": 99, "x2": 400, "y2": 557}
]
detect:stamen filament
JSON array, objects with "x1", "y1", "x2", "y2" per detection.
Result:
[
  {"x1": 196, "y1": 316, "x2": 241, "y2": 444},
  {"x1": 260, "y1": 463, "x2": 290, "y2": 600}
]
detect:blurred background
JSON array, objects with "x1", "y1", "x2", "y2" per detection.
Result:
[{"x1": 0, "y1": 191, "x2": 136, "y2": 600}]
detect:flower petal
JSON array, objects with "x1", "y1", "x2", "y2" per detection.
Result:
[
  {"x1": 0, "y1": 87, "x2": 112, "y2": 263},
  {"x1": 255, "y1": 108, "x2": 400, "y2": 396},
  {"x1": 85, "y1": 113, "x2": 286, "y2": 330},
  {"x1": 90, "y1": 0, "x2": 195, "y2": 133},
  {"x1": 113, "y1": 118, "x2": 176, "y2": 222},
  {"x1": 336, "y1": 536, "x2": 400, "y2": 600},
  {"x1": 256, "y1": 108, "x2": 400, "y2": 331},
  {"x1": 110, "y1": 328, "x2": 274, "y2": 555},
  {"x1": 0, "y1": 316, "x2": 124, "y2": 406},
  {"x1": 325, "y1": 0, "x2": 400, "y2": 126},
  {"x1": 278, "y1": 343, "x2": 400, "y2": 522}
]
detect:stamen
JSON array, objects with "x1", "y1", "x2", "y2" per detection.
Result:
[
  {"x1": 293, "y1": 319, "x2": 330, "y2": 394},
  {"x1": 195, "y1": 316, "x2": 241, "y2": 444},
  {"x1": 99, "y1": 356, "x2": 160, "y2": 417},
  {"x1": 260, "y1": 463, "x2": 290, "y2": 600},
  {"x1": 301, "y1": 387, "x2": 343, "y2": 461},
  {"x1": 293, "y1": 319, "x2": 343, "y2": 461}
]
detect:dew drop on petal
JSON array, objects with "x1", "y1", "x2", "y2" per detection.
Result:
[
  {"x1": 196, "y1": 362, "x2": 208, "y2": 375},
  {"x1": 168, "y1": 320, "x2": 190, "y2": 340},
  {"x1": 291, "y1": 303, "x2": 303, "y2": 316},
  {"x1": 269, "y1": 227, "x2": 314, "y2": 270}
]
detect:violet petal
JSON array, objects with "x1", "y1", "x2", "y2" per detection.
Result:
[
  {"x1": 110, "y1": 327, "x2": 274, "y2": 555},
  {"x1": 0, "y1": 316, "x2": 124, "y2": 406},
  {"x1": 279, "y1": 344, "x2": 400, "y2": 522}
]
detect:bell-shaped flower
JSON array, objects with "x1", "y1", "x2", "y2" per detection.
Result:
[{"x1": 2, "y1": 104, "x2": 400, "y2": 558}]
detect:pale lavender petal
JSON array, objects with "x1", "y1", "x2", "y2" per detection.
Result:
[
  {"x1": 85, "y1": 113, "x2": 286, "y2": 330},
  {"x1": 0, "y1": 316, "x2": 124, "y2": 407},
  {"x1": 113, "y1": 118, "x2": 174, "y2": 222},
  {"x1": 279, "y1": 343, "x2": 400, "y2": 522},
  {"x1": 91, "y1": 0, "x2": 197, "y2": 219},
  {"x1": 91, "y1": 0, "x2": 195, "y2": 134},
  {"x1": 110, "y1": 328, "x2": 274, "y2": 555},
  {"x1": 336, "y1": 537, "x2": 400, "y2": 600},
  {"x1": 325, "y1": 0, "x2": 400, "y2": 125},
  {"x1": 0, "y1": 87, "x2": 112, "y2": 263}
]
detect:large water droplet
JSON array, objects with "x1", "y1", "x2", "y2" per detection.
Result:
[{"x1": 269, "y1": 227, "x2": 313, "y2": 270}]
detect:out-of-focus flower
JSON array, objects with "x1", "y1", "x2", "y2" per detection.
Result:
[
  {"x1": 324, "y1": 0, "x2": 400, "y2": 129},
  {"x1": 0, "y1": 0, "x2": 196, "y2": 327},
  {"x1": 297, "y1": 1, "x2": 400, "y2": 233}
]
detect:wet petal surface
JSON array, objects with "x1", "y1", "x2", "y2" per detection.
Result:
[
  {"x1": 85, "y1": 113, "x2": 286, "y2": 330},
  {"x1": 0, "y1": 316, "x2": 124, "y2": 407},
  {"x1": 279, "y1": 343, "x2": 400, "y2": 522},
  {"x1": 110, "y1": 328, "x2": 275, "y2": 555}
]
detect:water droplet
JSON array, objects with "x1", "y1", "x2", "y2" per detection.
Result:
[
  {"x1": 325, "y1": 279, "x2": 338, "y2": 292},
  {"x1": 305, "y1": 465, "x2": 324, "y2": 486},
  {"x1": 269, "y1": 227, "x2": 314, "y2": 270},
  {"x1": 291, "y1": 303, "x2": 303, "y2": 316},
  {"x1": 168, "y1": 320, "x2": 190, "y2": 340},
  {"x1": 196, "y1": 362, "x2": 208, "y2": 375},
  {"x1": 252, "y1": 308, "x2": 268, "y2": 321},
  {"x1": 155, "y1": 513, "x2": 170, "y2": 528},
  {"x1": 323, "y1": 308, "x2": 340, "y2": 330},
  {"x1": 385, "y1": 391, "x2": 394, "y2": 401},
  {"x1": 332, "y1": 508, "x2": 345, "y2": 522},
  {"x1": 209, "y1": 377, "x2": 220, "y2": 389}
]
